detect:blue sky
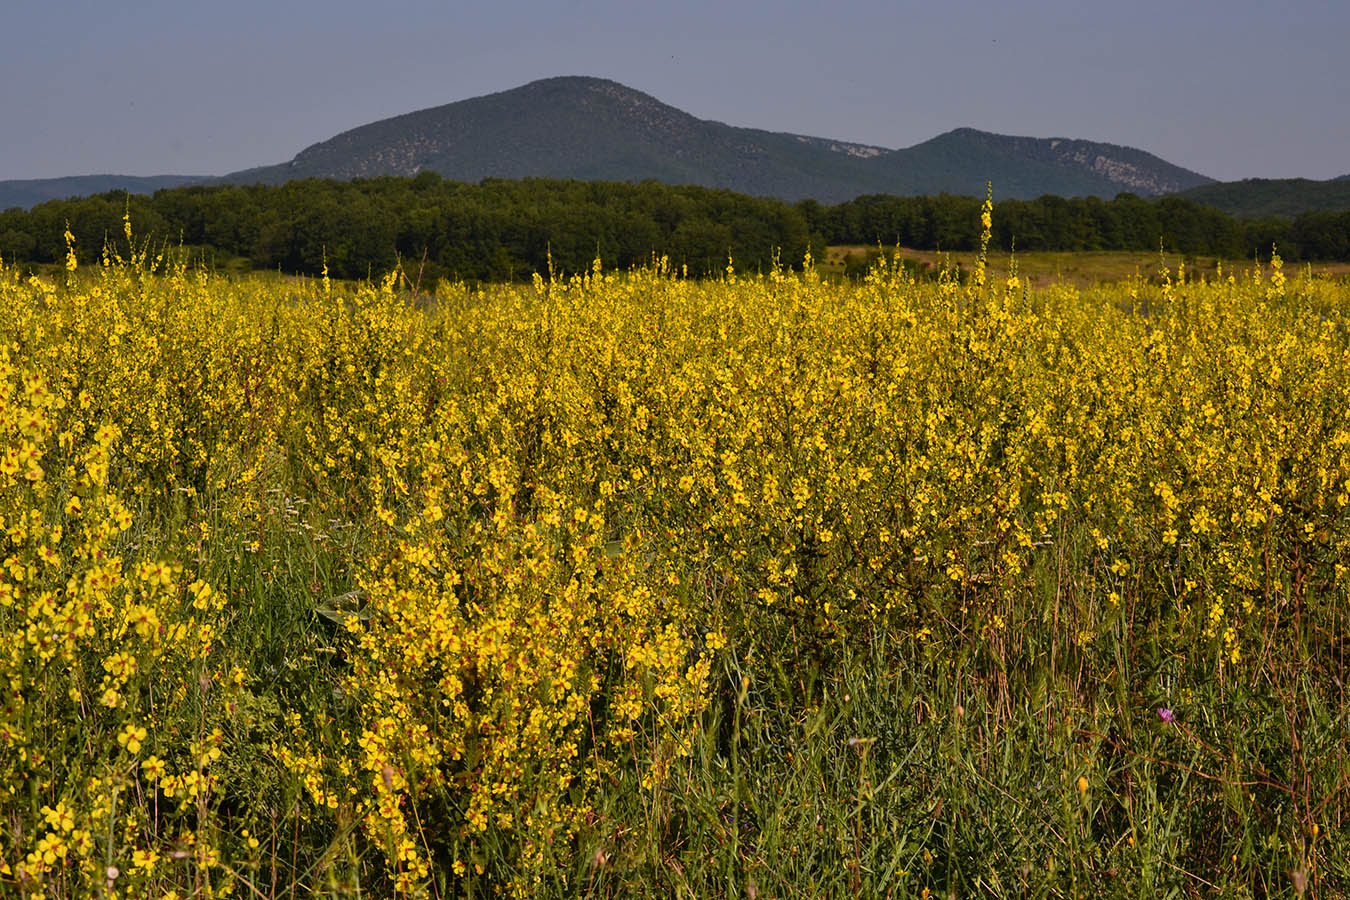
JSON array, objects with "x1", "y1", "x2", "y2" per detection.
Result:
[{"x1": 3, "y1": 0, "x2": 1347, "y2": 182}]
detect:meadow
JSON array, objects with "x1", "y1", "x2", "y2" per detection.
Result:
[
  {"x1": 1, "y1": 214, "x2": 1348, "y2": 899},
  {"x1": 823, "y1": 245, "x2": 1350, "y2": 286}
]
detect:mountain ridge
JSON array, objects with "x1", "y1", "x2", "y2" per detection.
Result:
[
  {"x1": 0, "y1": 174, "x2": 213, "y2": 211},
  {"x1": 222, "y1": 77, "x2": 1212, "y2": 203},
  {"x1": 3, "y1": 76, "x2": 1217, "y2": 209}
]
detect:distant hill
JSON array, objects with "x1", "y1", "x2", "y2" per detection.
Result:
[
  {"x1": 1174, "y1": 177, "x2": 1350, "y2": 218},
  {"x1": 223, "y1": 77, "x2": 890, "y2": 202},
  {"x1": 2, "y1": 77, "x2": 1214, "y2": 209},
  {"x1": 0, "y1": 175, "x2": 212, "y2": 211},
  {"x1": 867, "y1": 127, "x2": 1210, "y2": 200},
  {"x1": 224, "y1": 77, "x2": 1213, "y2": 204}
]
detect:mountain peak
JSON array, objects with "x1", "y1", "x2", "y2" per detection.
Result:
[
  {"x1": 910, "y1": 128, "x2": 1211, "y2": 196},
  {"x1": 220, "y1": 81, "x2": 1213, "y2": 202},
  {"x1": 5, "y1": 79, "x2": 1219, "y2": 209},
  {"x1": 277, "y1": 75, "x2": 711, "y2": 183}
]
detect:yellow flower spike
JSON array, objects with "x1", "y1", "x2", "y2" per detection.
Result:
[{"x1": 63, "y1": 224, "x2": 78, "y2": 273}]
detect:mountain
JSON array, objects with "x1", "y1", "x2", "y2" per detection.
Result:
[
  {"x1": 223, "y1": 77, "x2": 894, "y2": 202},
  {"x1": 0, "y1": 175, "x2": 212, "y2": 211},
  {"x1": 224, "y1": 77, "x2": 1212, "y2": 203},
  {"x1": 3, "y1": 77, "x2": 1214, "y2": 209},
  {"x1": 868, "y1": 128, "x2": 1210, "y2": 200},
  {"x1": 1174, "y1": 177, "x2": 1350, "y2": 218}
]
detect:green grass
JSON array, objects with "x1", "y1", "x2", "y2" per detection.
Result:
[{"x1": 562, "y1": 531, "x2": 1345, "y2": 900}]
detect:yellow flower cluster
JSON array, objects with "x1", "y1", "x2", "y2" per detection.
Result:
[
  {"x1": 0, "y1": 254, "x2": 246, "y2": 899},
  {"x1": 1, "y1": 233, "x2": 1347, "y2": 895}
]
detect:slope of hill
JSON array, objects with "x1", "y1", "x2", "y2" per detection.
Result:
[
  {"x1": 0, "y1": 175, "x2": 212, "y2": 211},
  {"x1": 3, "y1": 77, "x2": 1215, "y2": 208},
  {"x1": 223, "y1": 77, "x2": 888, "y2": 202},
  {"x1": 869, "y1": 128, "x2": 1211, "y2": 200},
  {"x1": 220, "y1": 77, "x2": 1212, "y2": 203},
  {"x1": 1174, "y1": 177, "x2": 1350, "y2": 217}
]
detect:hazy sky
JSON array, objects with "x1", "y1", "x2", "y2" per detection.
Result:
[{"x1": 3, "y1": 0, "x2": 1347, "y2": 182}]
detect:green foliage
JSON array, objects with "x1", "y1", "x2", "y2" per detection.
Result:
[
  {"x1": 812, "y1": 192, "x2": 1350, "y2": 261},
  {"x1": 0, "y1": 178, "x2": 811, "y2": 281},
  {"x1": 1177, "y1": 177, "x2": 1350, "y2": 218},
  {"x1": 6, "y1": 177, "x2": 1350, "y2": 284}
]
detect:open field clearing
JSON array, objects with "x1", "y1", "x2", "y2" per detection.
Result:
[
  {"x1": 825, "y1": 244, "x2": 1350, "y2": 286},
  {"x1": 2, "y1": 226, "x2": 1348, "y2": 898}
]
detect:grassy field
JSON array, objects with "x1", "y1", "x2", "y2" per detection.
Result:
[
  {"x1": 2, "y1": 227, "x2": 1348, "y2": 899},
  {"x1": 824, "y1": 244, "x2": 1350, "y2": 285}
]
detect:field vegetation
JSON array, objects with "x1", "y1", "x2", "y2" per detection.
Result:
[
  {"x1": 823, "y1": 245, "x2": 1350, "y2": 286},
  {"x1": 2, "y1": 210, "x2": 1348, "y2": 898}
]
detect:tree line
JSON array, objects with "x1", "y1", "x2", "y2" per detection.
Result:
[
  {"x1": 0, "y1": 176, "x2": 810, "y2": 283},
  {"x1": 2, "y1": 173, "x2": 1348, "y2": 282},
  {"x1": 802, "y1": 193, "x2": 1350, "y2": 261}
]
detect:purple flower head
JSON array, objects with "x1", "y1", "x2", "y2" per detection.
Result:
[{"x1": 1156, "y1": 707, "x2": 1175, "y2": 723}]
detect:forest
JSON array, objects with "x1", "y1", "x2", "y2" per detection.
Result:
[{"x1": 2, "y1": 173, "x2": 1348, "y2": 281}]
